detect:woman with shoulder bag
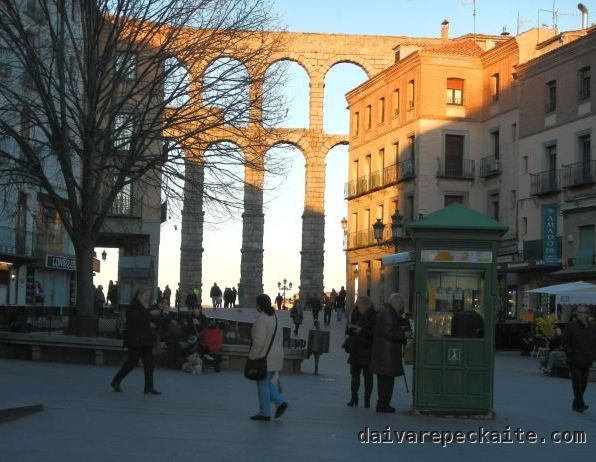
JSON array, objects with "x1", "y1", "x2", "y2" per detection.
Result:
[
  {"x1": 248, "y1": 294, "x2": 288, "y2": 421},
  {"x1": 345, "y1": 296, "x2": 376, "y2": 408},
  {"x1": 111, "y1": 287, "x2": 162, "y2": 395}
]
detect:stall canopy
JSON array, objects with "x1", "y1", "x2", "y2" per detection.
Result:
[{"x1": 526, "y1": 281, "x2": 596, "y2": 294}]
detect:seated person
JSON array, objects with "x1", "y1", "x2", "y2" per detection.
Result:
[
  {"x1": 199, "y1": 321, "x2": 224, "y2": 358},
  {"x1": 181, "y1": 335, "x2": 203, "y2": 374},
  {"x1": 451, "y1": 309, "x2": 484, "y2": 338},
  {"x1": 541, "y1": 327, "x2": 566, "y2": 376}
]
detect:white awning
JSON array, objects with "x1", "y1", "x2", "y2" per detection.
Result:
[{"x1": 381, "y1": 251, "x2": 414, "y2": 265}]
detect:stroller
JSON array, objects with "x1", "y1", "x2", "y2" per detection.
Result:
[{"x1": 198, "y1": 323, "x2": 224, "y2": 373}]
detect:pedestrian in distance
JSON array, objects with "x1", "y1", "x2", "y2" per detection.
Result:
[
  {"x1": 370, "y1": 293, "x2": 406, "y2": 413},
  {"x1": 562, "y1": 306, "x2": 596, "y2": 412},
  {"x1": 290, "y1": 301, "x2": 303, "y2": 336},
  {"x1": 248, "y1": 294, "x2": 288, "y2": 421},
  {"x1": 111, "y1": 287, "x2": 162, "y2": 395},
  {"x1": 344, "y1": 295, "x2": 376, "y2": 408}
]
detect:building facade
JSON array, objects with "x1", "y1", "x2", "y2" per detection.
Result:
[{"x1": 345, "y1": 22, "x2": 596, "y2": 320}]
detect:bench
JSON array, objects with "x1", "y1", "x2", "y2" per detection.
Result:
[
  {"x1": 0, "y1": 331, "x2": 126, "y2": 365},
  {"x1": 0, "y1": 332, "x2": 307, "y2": 373}
]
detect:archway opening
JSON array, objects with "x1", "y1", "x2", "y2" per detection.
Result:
[
  {"x1": 203, "y1": 57, "x2": 250, "y2": 127},
  {"x1": 263, "y1": 60, "x2": 310, "y2": 129},
  {"x1": 323, "y1": 62, "x2": 368, "y2": 134},
  {"x1": 262, "y1": 144, "x2": 305, "y2": 301}
]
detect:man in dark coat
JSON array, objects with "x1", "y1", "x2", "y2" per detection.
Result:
[
  {"x1": 562, "y1": 306, "x2": 596, "y2": 412},
  {"x1": 111, "y1": 287, "x2": 161, "y2": 394},
  {"x1": 370, "y1": 293, "x2": 406, "y2": 413},
  {"x1": 345, "y1": 296, "x2": 377, "y2": 408}
]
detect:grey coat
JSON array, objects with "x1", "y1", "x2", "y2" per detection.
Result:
[{"x1": 370, "y1": 304, "x2": 405, "y2": 377}]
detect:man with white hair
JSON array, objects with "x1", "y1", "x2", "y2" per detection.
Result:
[{"x1": 370, "y1": 293, "x2": 406, "y2": 413}]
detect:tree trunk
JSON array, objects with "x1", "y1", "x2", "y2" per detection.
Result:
[{"x1": 71, "y1": 237, "x2": 98, "y2": 336}]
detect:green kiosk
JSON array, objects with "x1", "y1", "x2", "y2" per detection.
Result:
[{"x1": 406, "y1": 204, "x2": 508, "y2": 417}]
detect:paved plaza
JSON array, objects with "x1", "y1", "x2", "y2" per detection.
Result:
[{"x1": 0, "y1": 310, "x2": 594, "y2": 461}]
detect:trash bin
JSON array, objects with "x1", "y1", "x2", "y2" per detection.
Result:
[{"x1": 307, "y1": 330, "x2": 330, "y2": 354}]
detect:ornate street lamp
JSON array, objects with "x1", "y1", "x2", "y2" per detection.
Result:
[
  {"x1": 373, "y1": 212, "x2": 406, "y2": 250},
  {"x1": 101, "y1": 249, "x2": 108, "y2": 262},
  {"x1": 277, "y1": 278, "x2": 292, "y2": 305}
]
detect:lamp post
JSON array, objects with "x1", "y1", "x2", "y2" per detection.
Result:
[
  {"x1": 373, "y1": 212, "x2": 405, "y2": 251},
  {"x1": 277, "y1": 278, "x2": 292, "y2": 306}
]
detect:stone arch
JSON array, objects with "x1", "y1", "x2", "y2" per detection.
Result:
[{"x1": 322, "y1": 58, "x2": 372, "y2": 80}]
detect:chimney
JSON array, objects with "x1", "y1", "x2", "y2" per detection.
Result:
[
  {"x1": 578, "y1": 3, "x2": 589, "y2": 29},
  {"x1": 441, "y1": 20, "x2": 449, "y2": 43},
  {"x1": 501, "y1": 27, "x2": 510, "y2": 36}
]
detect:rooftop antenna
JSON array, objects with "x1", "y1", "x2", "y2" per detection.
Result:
[{"x1": 461, "y1": 0, "x2": 477, "y2": 36}]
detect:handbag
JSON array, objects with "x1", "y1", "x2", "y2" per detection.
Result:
[
  {"x1": 244, "y1": 317, "x2": 278, "y2": 381},
  {"x1": 341, "y1": 335, "x2": 358, "y2": 353}
]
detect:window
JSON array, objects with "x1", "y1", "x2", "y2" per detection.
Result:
[
  {"x1": 365, "y1": 105, "x2": 372, "y2": 130},
  {"x1": 115, "y1": 52, "x2": 137, "y2": 81},
  {"x1": 378, "y1": 97, "x2": 385, "y2": 123},
  {"x1": 546, "y1": 144, "x2": 557, "y2": 172},
  {"x1": 392, "y1": 89, "x2": 400, "y2": 117},
  {"x1": 575, "y1": 225, "x2": 596, "y2": 267},
  {"x1": 392, "y1": 142, "x2": 399, "y2": 163},
  {"x1": 491, "y1": 73, "x2": 500, "y2": 101},
  {"x1": 405, "y1": 195, "x2": 414, "y2": 221},
  {"x1": 491, "y1": 130, "x2": 500, "y2": 159},
  {"x1": 446, "y1": 78, "x2": 464, "y2": 105},
  {"x1": 0, "y1": 46, "x2": 11, "y2": 77},
  {"x1": 545, "y1": 80, "x2": 556, "y2": 113},
  {"x1": 407, "y1": 80, "x2": 415, "y2": 110},
  {"x1": 511, "y1": 123, "x2": 517, "y2": 141},
  {"x1": 444, "y1": 134, "x2": 464, "y2": 177},
  {"x1": 578, "y1": 66, "x2": 591, "y2": 101},
  {"x1": 522, "y1": 156, "x2": 528, "y2": 174},
  {"x1": 114, "y1": 113, "x2": 135, "y2": 151},
  {"x1": 489, "y1": 192, "x2": 499, "y2": 220},
  {"x1": 113, "y1": 181, "x2": 133, "y2": 216},
  {"x1": 376, "y1": 204, "x2": 384, "y2": 222},
  {"x1": 522, "y1": 217, "x2": 528, "y2": 236},
  {"x1": 444, "y1": 195, "x2": 464, "y2": 206},
  {"x1": 579, "y1": 134, "x2": 591, "y2": 165},
  {"x1": 377, "y1": 148, "x2": 385, "y2": 171},
  {"x1": 352, "y1": 112, "x2": 359, "y2": 136}
]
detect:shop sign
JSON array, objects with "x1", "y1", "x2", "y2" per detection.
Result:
[
  {"x1": 421, "y1": 250, "x2": 492, "y2": 264},
  {"x1": 46, "y1": 254, "x2": 76, "y2": 271},
  {"x1": 542, "y1": 205, "x2": 558, "y2": 264}
]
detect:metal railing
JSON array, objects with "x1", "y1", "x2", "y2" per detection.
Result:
[
  {"x1": 0, "y1": 226, "x2": 34, "y2": 257},
  {"x1": 562, "y1": 160, "x2": 596, "y2": 188},
  {"x1": 108, "y1": 194, "x2": 143, "y2": 218},
  {"x1": 346, "y1": 229, "x2": 376, "y2": 250},
  {"x1": 480, "y1": 155, "x2": 501, "y2": 177},
  {"x1": 344, "y1": 163, "x2": 399, "y2": 199},
  {"x1": 530, "y1": 169, "x2": 560, "y2": 195},
  {"x1": 397, "y1": 157, "x2": 415, "y2": 182},
  {"x1": 436, "y1": 158, "x2": 475, "y2": 179}
]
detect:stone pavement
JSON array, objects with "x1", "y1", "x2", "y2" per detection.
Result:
[{"x1": 0, "y1": 309, "x2": 594, "y2": 462}]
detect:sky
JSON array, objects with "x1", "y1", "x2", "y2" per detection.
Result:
[{"x1": 94, "y1": 0, "x2": 593, "y2": 303}]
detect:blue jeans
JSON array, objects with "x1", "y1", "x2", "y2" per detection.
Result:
[{"x1": 256, "y1": 371, "x2": 286, "y2": 417}]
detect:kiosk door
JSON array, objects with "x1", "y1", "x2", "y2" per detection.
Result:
[{"x1": 415, "y1": 268, "x2": 493, "y2": 412}]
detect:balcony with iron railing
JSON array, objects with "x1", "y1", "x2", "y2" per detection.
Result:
[
  {"x1": 480, "y1": 155, "x2": 501, "y2": 177},
  {"x1": 344, "y1": 163, "x2": 399, "y2": 199},
  {"x1": 562, "y1": 160, "x2": 596, "y2": 188},
  {"x1": 0, "y1": 225, "x2": 34, "y2": 257},
  {"x1": 436, "y1": 158, "x2": 475, "y2": 180},
  {"x1": 530, "y1": 169, "x2": 560, "y2": 195},
  {"x1": 108, "y1": 194, "x2": 143, "y2": 218},
  {"x1": 346, "y1": 228, "x2": 377, "y2": 250},
  {"x1": 397, "y1": 157, "x2": 415, "y2": 182}
]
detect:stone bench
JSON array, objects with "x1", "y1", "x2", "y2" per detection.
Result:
[
  {"x1": 0, "y1": 332, "x2": 307, "y2": 373},
  {"x1": 0, "y1": 331, "x2": 125, "y2": 365}
]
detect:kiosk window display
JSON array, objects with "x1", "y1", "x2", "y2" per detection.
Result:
[{"x1": 425, "y1": 270, "x2": 485, "y2": 339}]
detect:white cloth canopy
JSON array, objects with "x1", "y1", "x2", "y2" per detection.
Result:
[
  {"x1": 556, "y1": 287, "x2": 596, "y2": 305},
  {"x1": 526, "y1": 281, "x2": 596, "y2": 295}
]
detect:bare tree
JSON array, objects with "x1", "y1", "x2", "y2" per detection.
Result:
[{"x1": 0, "y1": 0, "x2": 289, "y2": 334}]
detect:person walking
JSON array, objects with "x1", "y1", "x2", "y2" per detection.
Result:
[
  {"x1": 370, "y1": 293, "x2": 406, "y2": 413},
  {"x1": 335, "y1": 287, "x2": 346, "y2": 321},
  {"x1": 248, "y1": 294, "x2": 288, "y2": 421},
  {"x1": 345, "y1": 295, "x2": 376, "y2": 408},
  {"x1": 210, "y1": 283, "x2": 222, "y2": 309},
  {"x1": 562, "y1": 306, "x2": 596, "y2": 412},
  {"x1": 290, "y1": 301, "x2": 303, "y2": 336},
  {"x1": 111, "y1": 287, "x2": 162, "y2": 395}
]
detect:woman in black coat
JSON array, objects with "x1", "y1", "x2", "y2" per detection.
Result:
[
  {"x1": 345, "y1": 296, "x2": 376, "y2": 408},
  {"x1": 111, "y1": 287, "x2": 162, "y2": 394}
]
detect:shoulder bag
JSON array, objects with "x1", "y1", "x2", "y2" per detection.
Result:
[{"x1": 244, "y1": 316, "x2": 278, "y2": 381}]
